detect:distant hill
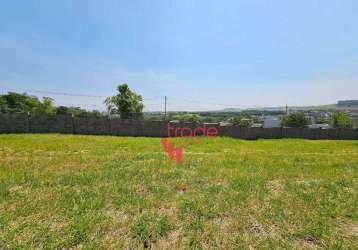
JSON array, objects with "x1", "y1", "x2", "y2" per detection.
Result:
[
  {"x1": 217, "y1": 104, "x2": 337, "y2": 112},
  {"x1": 286, "y1": 104, "x2": 337, "y2": 111}
]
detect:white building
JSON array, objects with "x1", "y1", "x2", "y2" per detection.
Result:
[
  {"x1": 307, "y1": 124, "x2": 330, "y2": 129},
  {"x1": 337, "y1": 100, "x2": 358, "y2": 111},
  {"x1": 263, "y1": 116, "x2": 282, "y2": 128},
  {"x1": 353, "y1": 118, "x2": 358, "y2": 129}
]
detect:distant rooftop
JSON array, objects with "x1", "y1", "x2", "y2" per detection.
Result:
[
  {"x1": 337, "y1": 100, "x2": 358, "y2": 106},
  {"x1": 337, "y1": 100, "x2": 358, "y2": 110}
]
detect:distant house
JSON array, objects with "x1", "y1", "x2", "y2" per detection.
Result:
[
  {"x1": 353, "y1": 118, "x2": 358, "y2": 129},
  {"x1": 263, "y1": 116, "x2": 282, "y2": 128},
  {"x1": 337, "y1": 100, "x2": 358, "y2": 111},
  {"x1": 251, "y1": 123, "x2": 263, "y2": 128},
  {"x1": 307, "y1": 124, "x2": 330, "y2": 129},
  {"x1": 219, "y1": 121, "x2": 233, "y2": 126}
]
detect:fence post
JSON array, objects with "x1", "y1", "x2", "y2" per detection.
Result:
[
  {"x1": 318, "y1": 127, "x2": 321, "y2": 140},
  {"x1": 85, "y1": 117, "x2": 89, "y2": 135},
  {"x1": 107, "y1": 117, "x2": 111, "y2": 135},
  {"x1": 71, "y1": 114, "x2": 75, "y2": 134},
  {"x1": 337, "y1": 128, "x2": 341, "y2": 140},
  {"x1": 27, "y1": 112, "x2": 31, "y2": 133}
]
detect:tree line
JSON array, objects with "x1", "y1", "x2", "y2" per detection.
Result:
[
  {"x1": 0, "y1": 85, "x2": 354, "y2": 128},
  {"x1": 0, "y1": 83, "x2": 144, "y2": 118},
  {"x1": 281, "y1": 112, "x2": 353, "y2": 129},
  {"x1": 0, "y1": 92, "x2": 102, "y2": 117},
  {"x1": 230, "y1": 111, "x2": 353, "y2": 128}
]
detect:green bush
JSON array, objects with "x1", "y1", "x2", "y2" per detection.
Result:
[
  {"x1": 331, "y1": 112, "x2": 353, "y2": 128},
  {"x1": 232, "y1": 117, "x2": 253, "y2": 127},
  {"x1": 282, "y1": 112, "x2": 309, "y2": 128}
]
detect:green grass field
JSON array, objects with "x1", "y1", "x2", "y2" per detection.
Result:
[{"x1": 0, "y1": 134, "x2": 357, "y2": 249}]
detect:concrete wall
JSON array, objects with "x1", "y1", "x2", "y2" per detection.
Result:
[{"x1": 1, "y1": 113, "x2": 358, "y2": 140}]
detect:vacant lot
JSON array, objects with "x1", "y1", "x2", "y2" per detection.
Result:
[{"x1": 0, "y1": 134, "x2": 357, "y2": 249}]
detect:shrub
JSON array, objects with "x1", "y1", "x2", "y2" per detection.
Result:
[
  {"x1": 232, "y1": 116, "x2": 253, "y2": 127},
  {"x1": 282, "y1": 112, "x2": 309, "y2": 128},
  {"x1": 331, "y1": 112, "x2": 353, "y2": 128}
]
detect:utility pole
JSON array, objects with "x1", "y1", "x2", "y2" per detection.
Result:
[{"x1": 164, "y1": 96, "x2": 167, "y2": 120}]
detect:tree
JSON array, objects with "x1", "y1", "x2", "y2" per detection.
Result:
[
  {"x1": 181, "y1": 113, "x2": 201, "y2": 123},
  {"x1": 232, "y1": 115, "x2": 243, "y2": 125},
  {"x1": 282, "y1": 112, "x2": 308, "y2": 128},
  {"x1": 0, "y1": 92, "x2": 103, "y2": 117},
  {"x1": 0, "y1": 95, "x2": 9, "y2": 113},
  {"x1": 331, "y1": 112, "x2": 353, "y2": 128},
  {"x1": 232, "y1": 116, "x2": 253, "y2": 127},
  {"x1": 105, "y1": 84, "x2": 144, "y2": 119},
  {"x1": 56, "y1": 106, "x2": 102, "y2": 118},
  {"x1": 56, "y1": 106, "x2": 70, "y2": 115},
  {"x1": 0, "y1": 92, "x2": 55, "y2": 115},
  {"x1": 33, "y1": 97, "x2": 55, "y2": 115},
  {"x1": 172, "y1": 113, "x2": 201, "y2": 123}
]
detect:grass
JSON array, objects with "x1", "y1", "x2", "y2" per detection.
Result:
[{"x1": 0, "y1": 134, "x2": 357, "y2": 249}]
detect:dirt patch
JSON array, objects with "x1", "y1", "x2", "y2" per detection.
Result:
[
  {"x1": 158, "y1": 204, "x2": 177, "y2": 217},
  {"x1": 295, "y1": 179, "x2": 321, "y2": 185},
  {"x1": 267, "y1": 180, "x2": 284, "y2": 194},
  {"x1": 337, "y1": 220, "x2": 358, "y2": 237},
  {"x1": 155, "y1": 229, "x2": 181, "y2": 250},
  {"x1": 300, "y1": 235, "x2": 320, "y2": 249}
]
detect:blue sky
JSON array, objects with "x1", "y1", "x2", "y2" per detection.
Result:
[{"x1": 1, "y1": 0, "x2": 358, "y2": 111}]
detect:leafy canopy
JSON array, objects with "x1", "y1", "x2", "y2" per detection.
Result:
[
  {"x1": 0, "y1": 92, "x2": 55, "y2": 115},
  {"x1": 105, "y1": 84, "x2": 144, "y2": 119},
  {"x1": 0, "y1": 92, "x2": 102, "y2": 117},
  {"x1": 282, "y1": 112, "x2": 309, "y2": 128},
  {"x1": 331, "y1": 112, "x2": 353, "y2": 128},
  {"x1": 56, "y1": 106, "x2": 102, "y2": 118},
  {"x1": 232, "y1": 115, "x2": 253, "y2": 127},
  {"x1": 172, "y1": 113, "x2": 202, "y2": 123}
]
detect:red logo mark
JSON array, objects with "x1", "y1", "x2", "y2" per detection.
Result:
[{"x1": 161, "y1": 123, "x2": 218, "y2": 164}]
